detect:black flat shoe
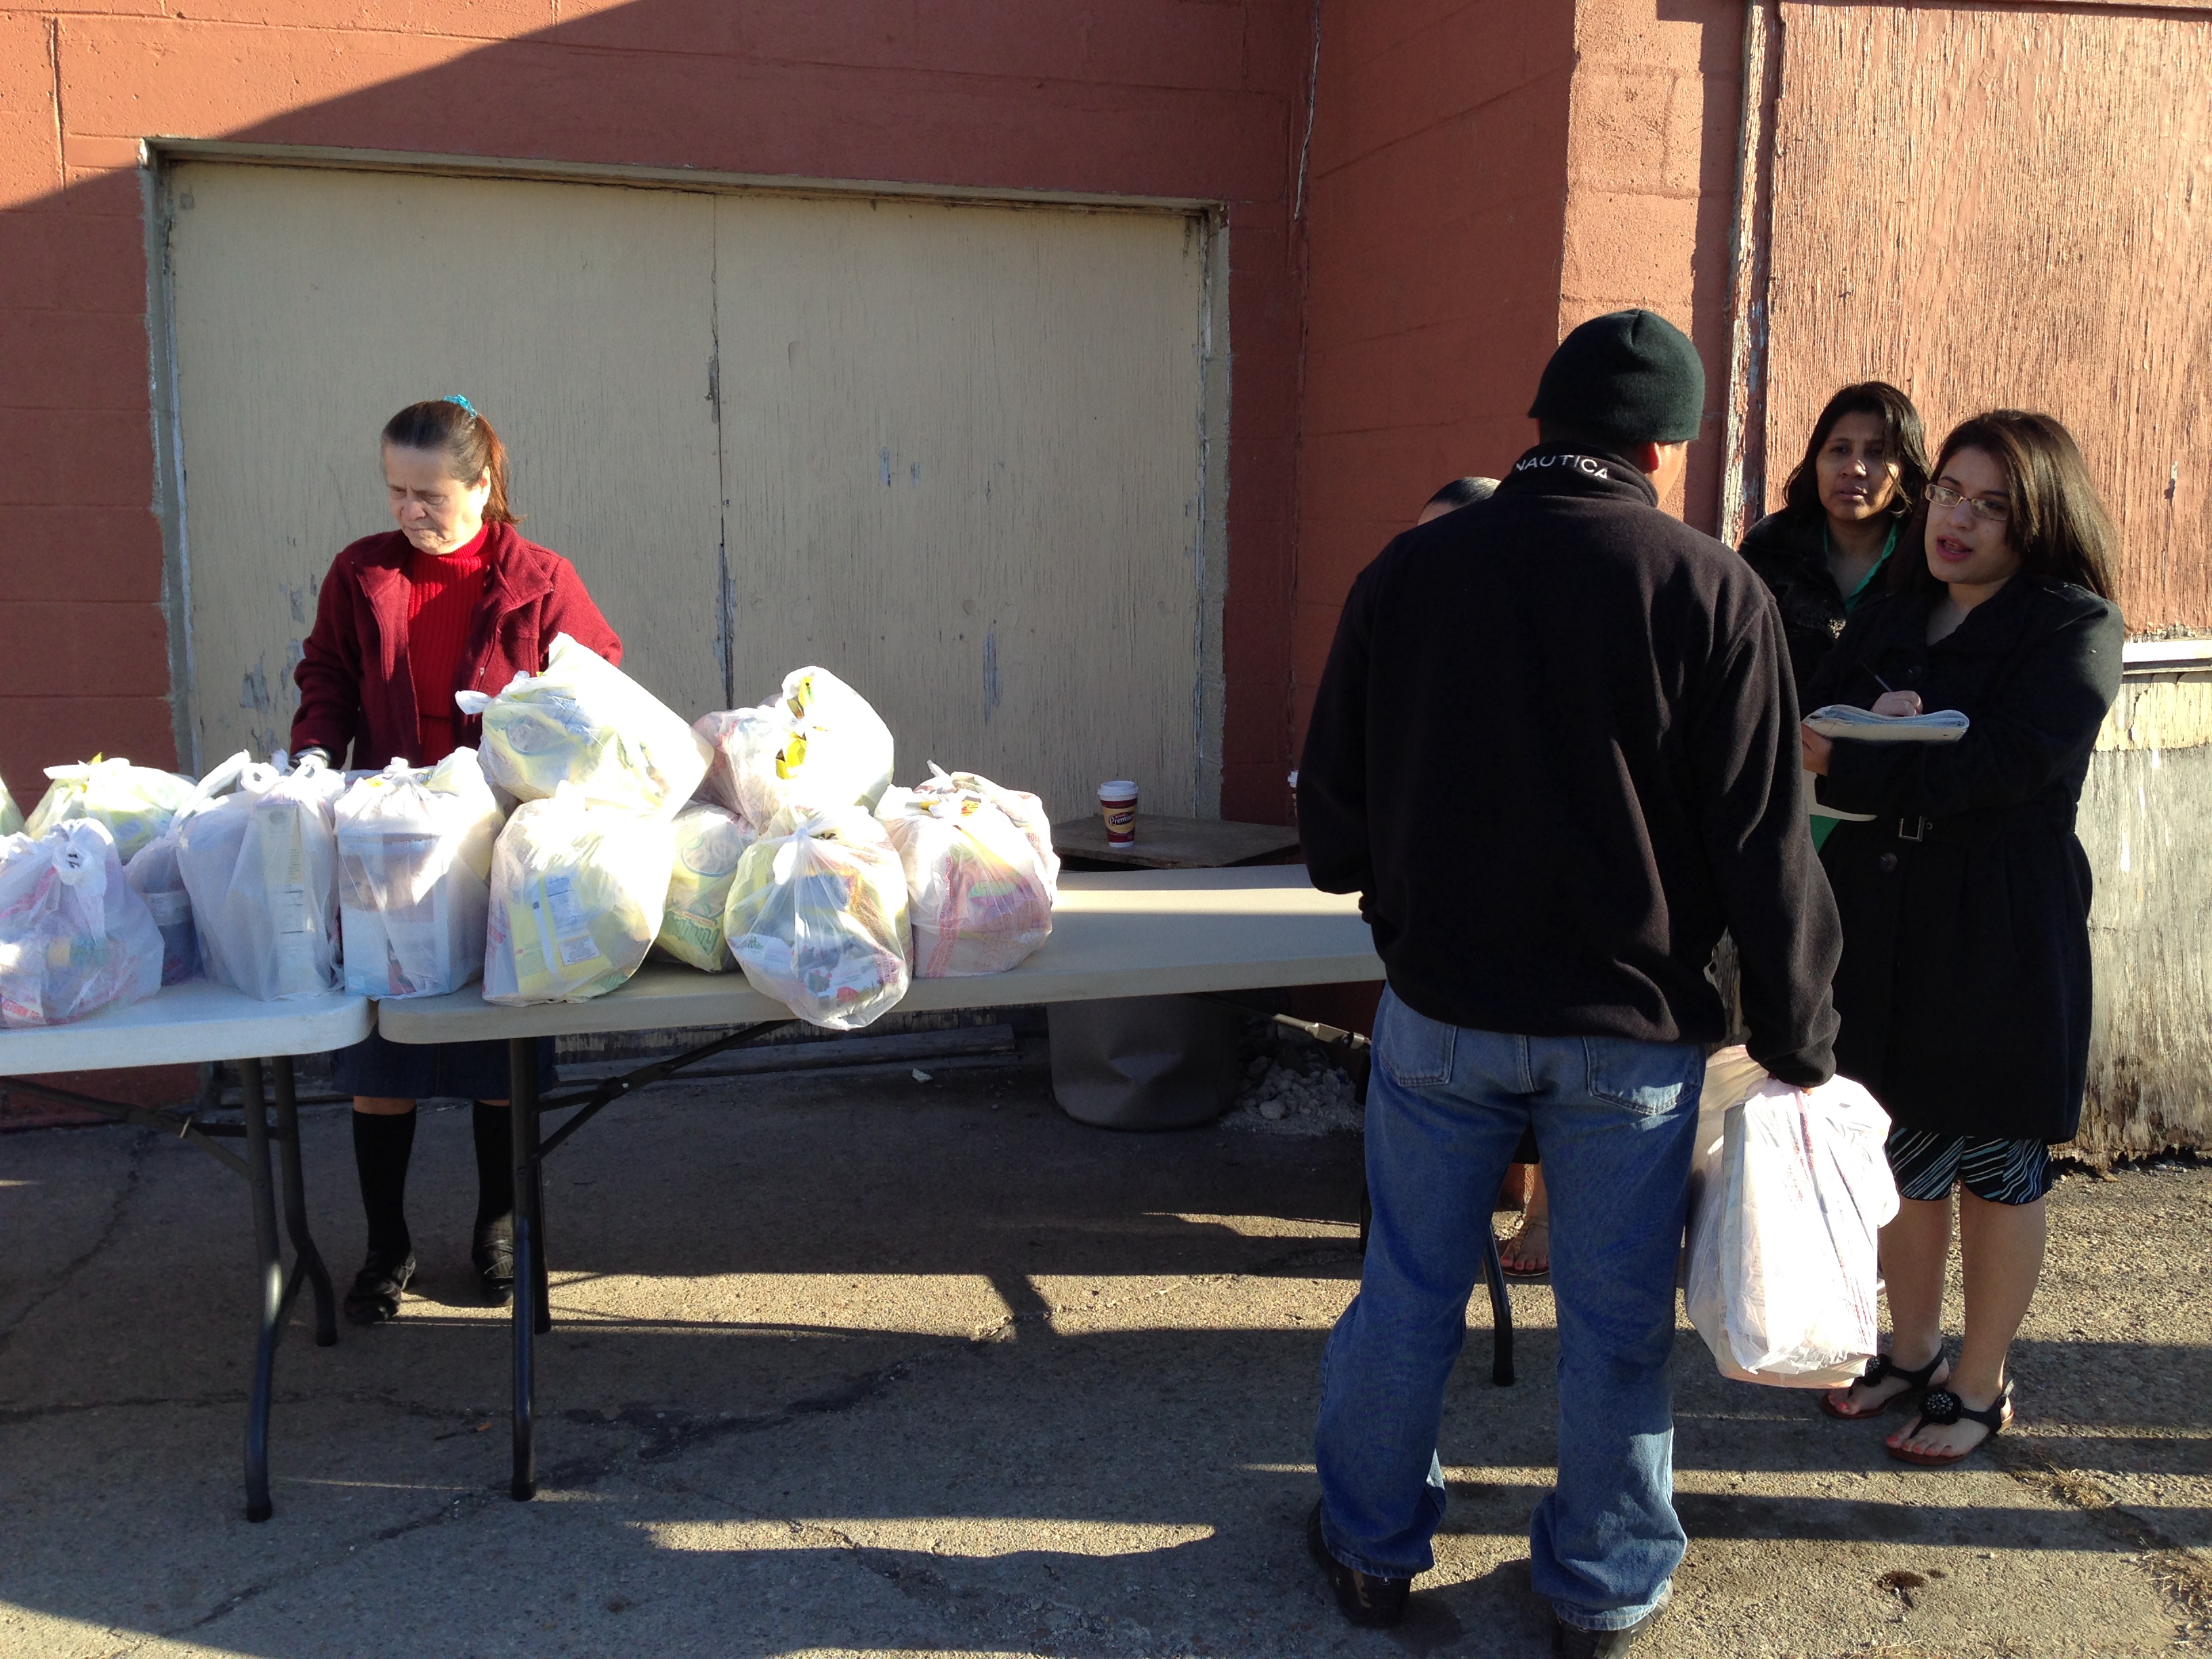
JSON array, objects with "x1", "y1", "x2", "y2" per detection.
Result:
[
  {"x1": 472, "y1": 1227, "x2": 516, "y2": 1308},
  {"x1": 1554, "y1": 1600, "x2": 1666, "y2": 1657},
  {"x1": 1306, "y1": 1501, "x2": 1409, "y2": 1629},
  {"x1": 344, "y1": 1250, "x2": 415, "y2": 1326}
]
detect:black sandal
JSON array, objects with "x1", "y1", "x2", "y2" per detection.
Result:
[
  {"x1": 1889, "y1": 1384, "x2": 2012, "y2": 1467},
  {"x1": 344, "y1": 1249, "x2": 416, "y2": 1326},
  {"x1": 1820, "y1": 1349, "x2": 1947, "y2": 1420}
]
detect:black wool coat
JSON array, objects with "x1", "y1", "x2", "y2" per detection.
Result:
[
  {"x1": 1739, "y1": 507, "x2": 1871, "y2": 708},
  {"x1": 1301, "y1": 442, "x2": 1842, "y2": 1086},
  {"x1": 1808, "y1": 577, "x2": 2123, "y2": 1143}
]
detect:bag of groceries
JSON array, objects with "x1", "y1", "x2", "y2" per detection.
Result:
[
  {"x1": 724, "y1": 804, "x2": 910, "y2": 1029},
  {"x1": 26, "y1": 756, "x2": 198, "y2": 863},
  {"x1": 123, "y1": 750, "x2": 252, "y2": 985},
  {"x1": 1684, "y1": 1051, "x2": 1899, "y2": 1387},
  {"x1": 695, "y1": 667, "x2": 895, "y2": 825},
  {"x1": 876, "y1": 766, "x2": 1055, "y2": 977},
  {"x1": 0, "y1": 820, "x2": 165, "y2": 1028},
  {"x1": 335, "y1": 750, "x2": 506, "y2": 999},
  {"x1": 653, "y1": 801, "x2": 756, "y2": 972},
  {"x1": 176, "y1": 756, "x2": 348, "y2": 1000},
  {"x1": 484, "y1": 782, "x2": 676, "y2": 1006},
  {"x1": 455, "y1": 633, "x2": 710, "y2": 819},
  {"x1": 0, "y1": 775, "x2": 20, "y2": 838}
]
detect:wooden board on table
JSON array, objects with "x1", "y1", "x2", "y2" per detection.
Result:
[{"x1": 1050, "y1": 814, "x2": 1300, "y2": 870}]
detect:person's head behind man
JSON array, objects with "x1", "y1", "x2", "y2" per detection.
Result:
[
  {"x1": 1416, "y1": 476, "x2": 1499, "y2": 527},
  {"x1": 1527, "y1": 308, "x2": 1704, "y2": 509}
]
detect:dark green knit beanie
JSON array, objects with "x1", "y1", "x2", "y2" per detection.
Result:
[{"x1": 1528, "y1": 309, "x2": 1705, "y2": 444}]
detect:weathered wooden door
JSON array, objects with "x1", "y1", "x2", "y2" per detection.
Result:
[{"x1": 163, "y1": 163, "x2": 1219, "y2": 825}]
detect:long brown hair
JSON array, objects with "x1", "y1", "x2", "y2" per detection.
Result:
[
  {"x1": 1890, "y1": 409, "x2": 2116, "y2": 600},
  {"x1": 1781, "y1": 380, "x2": 1930, "y2": 520},
  {"x1": 380, "y1": 397, "x2": 520, "y2": 525}
]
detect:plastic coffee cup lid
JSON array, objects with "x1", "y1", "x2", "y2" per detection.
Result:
[{"x1": 1097, "y1": 780, "x2": 1139, "y2": 799}]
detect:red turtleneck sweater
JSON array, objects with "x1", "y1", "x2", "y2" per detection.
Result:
[{"x1": 404, "y1": 524, "x2": 490, "y2": 764}]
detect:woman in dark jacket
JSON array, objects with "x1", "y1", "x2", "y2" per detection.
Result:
[
  {"x1": 1801, "y1": 410, "x2": 2122, "y2": 1465},
  {"x1": 293, "y1": 398, "x2": 621, "y2": 1326},
  {"x1": 1741, "y1": 382, "x2": 1931, "y2": 703}
]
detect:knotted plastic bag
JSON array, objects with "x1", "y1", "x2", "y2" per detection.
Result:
[
  {"x1": 724, "y1": 804, "x2": 910, "y2": 1029},
  {"x1": 654, "y1": 802, "x2": 757, "y2": 972},
  {"x1": 0, "y1": 820, "x2": 164, "y2": 1028},
  {"x1": 455, "y1": 634, "x2": 709, "y2": 820},
  {"x1": 335, "y1": 750, "x2": 506, "y2": 999},
  {"x1": 484, "y1": 783, "x2": 676, "y2": 1006},
  {"x1": 26, "y1": 756, "x2": 197, "y2": 863},
  {"x1": 694, "y1": 667, "x2": 895, "y2": 825},
  {"x1": 0, "y1": 775, "x2": 20, "y2": 838},
  {"x1": 176, "y1": 756, "x2": 347, "y2": 1000},
  {"x1": 876, "y1": 766, "x2": 1056, "y2": 977},
  {"x1": 1684, "y1": 1056, "x2": 1899, "y2": 1387},
  {"x1": 123, "y1": 751, "x2": 251, "y2": 985}
]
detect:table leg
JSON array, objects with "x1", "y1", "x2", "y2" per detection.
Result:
[
  {"x1": 271, "y1": 1057, "x2": 337, "y2": 1349},
  {"x1": 509, "y1": 1038, "x2": 540, "y2": 1502},
  {"x1": 238, "y1": 1058, "x2": 284, "y2": 1523},
  {"x1": 1479, "y1": 1230, "x2": 1515, "y2": 1387}
]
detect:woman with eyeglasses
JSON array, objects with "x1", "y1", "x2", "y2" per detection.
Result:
[{"x1": 1799, "y1": 410, "x2": 2121, "y2": 1466}]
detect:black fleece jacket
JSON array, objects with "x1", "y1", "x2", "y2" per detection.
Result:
[{"x1": 1299, "y1": 442, "x2": 1843, "y2": 1085}]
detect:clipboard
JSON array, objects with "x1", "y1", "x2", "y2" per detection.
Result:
[{"x1": 1803, "y1": 705, "x2": 1968, "y2": 821}]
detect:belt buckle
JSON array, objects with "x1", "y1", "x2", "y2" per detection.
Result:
[{"x1": 1898, "y1": 817, "x2": 1928, "y2": 842}]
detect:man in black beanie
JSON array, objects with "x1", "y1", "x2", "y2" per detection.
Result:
[{"x1": 1298, "y1": 310, "x2": 1841, "y2": 1652}]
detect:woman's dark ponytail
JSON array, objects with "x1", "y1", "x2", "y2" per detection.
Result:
[{"x1": 380, "y1": 397, "x2": 520, "y2": 525}]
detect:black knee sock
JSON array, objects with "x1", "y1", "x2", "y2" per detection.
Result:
[
  {"x1": 472, "y1": 1101, "x2": 514, "y2": 1241},
  {"x1": 352, "y1": 1109, "x2": 417, "y2": 1261}
]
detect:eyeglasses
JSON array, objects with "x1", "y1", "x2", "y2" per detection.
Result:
[{"x1": 1925, "y1": 482, "x2": 2010, "y2": 523}]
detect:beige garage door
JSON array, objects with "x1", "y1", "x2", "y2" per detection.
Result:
[{"x1": 163, "y1": 162, "x2": 1220, "y2": 823}]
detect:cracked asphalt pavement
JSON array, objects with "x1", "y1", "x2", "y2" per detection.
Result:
[{"x1": 1, "y1": 1054, "x2": 2207, "y2": 1657}]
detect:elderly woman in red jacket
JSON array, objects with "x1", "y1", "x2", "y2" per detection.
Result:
[{"x1": 293, "y1": 397, "x2": 620, "y2": 1326}]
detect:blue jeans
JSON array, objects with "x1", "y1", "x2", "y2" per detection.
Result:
[{"x1": 1313, "y1": 987, "x2": 1704, "y2": 1632}]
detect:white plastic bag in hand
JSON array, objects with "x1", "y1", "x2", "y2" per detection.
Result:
[
  {"x1": 456, "y1": 634, "x2": 710, "y2": 819},
  {"x1": 694, "y1": 666, "x2": 895, "y2": 824},
  {"x1": 176, "y1": 756, "x2": 347, "y2": 1000},
  {"x1": 484, "y1": 783, "x2": 676, "y2": 1006},
  {"x1": 123, "y1": 750, "x2": 252, "y2": 985},
  {"x1": 654, "y1": 802, "x2": 756, "y2": 972},
  {"x1": 335, "y1": 750, "x2": 506, "y2": 999},
  {"x1": 0, "y1": 775, "x2": 20, "y2": 838},
  {"x1": 876, "y1": 766, "x2": 1055, "y2": 977},
  {"x1": 0, "y1": 820, "x2": 164, "y2": 1028},
  {"x1": 25, "y1": 756, "x2": 197, "y2": 863},
  {"x1": 723, "y1": 804, "x2": 910, "y2": 1029},
  {"x1": 1685, "y1": 1061, "x2": 1899, "y2": 1386}
]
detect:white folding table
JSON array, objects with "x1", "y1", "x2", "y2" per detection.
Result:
[
  {"x1": 0, "y1": 981, "x2": 373, "y2": 1521},
  {"x1": 379, "y1": 867, "x2": 1511, "y2": 1499}
]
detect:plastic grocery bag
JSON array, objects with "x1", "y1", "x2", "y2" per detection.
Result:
[
  {"x1": 123, "y1": 750, "x2": 252, "y2": 985},
  {"x1": 26, "y1": 756, "x2": 197, "y2": 863},
  {"x1": 1684, "y1": 1054, "x2": 1899, "y2": 1387},
  {"x1": 0, "y1": 775, "x2": 20, "y2": 838},
  {"x1": 335, "y1": 750, "x2": 506, "y2": 999},
  {"x1": 724, "y1": 804, "x2": 910, "y2": 1029},
  {"x1": 0, "y1": 820, "x2": 164, "y2": 1028},
  {"x1": 456, "y1": 633, "x2": 710, "y2": 820},
  {"x1": 876, "y1": 766, "x2": 1056, "y2": 977},
  {"x1": 176, "y1": 756, "x2": 347, "y2": 1000},
  {"x1": 653, "y1": 802, "x2": 756, "y2": 972},
  {"x1": 694, "y1": 667, "x2": 895, "y2": 824},
  {"x1": 484, "y1": 783, "x2": 676, "y2": 1006}
]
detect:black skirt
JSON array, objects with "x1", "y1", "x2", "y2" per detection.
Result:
[{"x1": 331, "y1": 1031, "x2": 558, "y2": 1102}]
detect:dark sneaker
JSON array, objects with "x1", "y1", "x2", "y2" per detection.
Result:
[
  {"x1": 472, "y1": 1224, "x2": 516, "y2": 1307},
  {"x1": 1553, "y1": 1601, "x2": 1666, "y2": 1657},
  {"x1": 1306, "y1": 1501, "x2": 1410, "y2": 1629},
  {"x1": 344, "y1": 1250, "x2": 416, "y2": 1326}
]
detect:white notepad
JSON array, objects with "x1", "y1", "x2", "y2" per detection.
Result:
[{"x1": 1803, "y1": 706, "x2": 1969, "y2": 821}]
